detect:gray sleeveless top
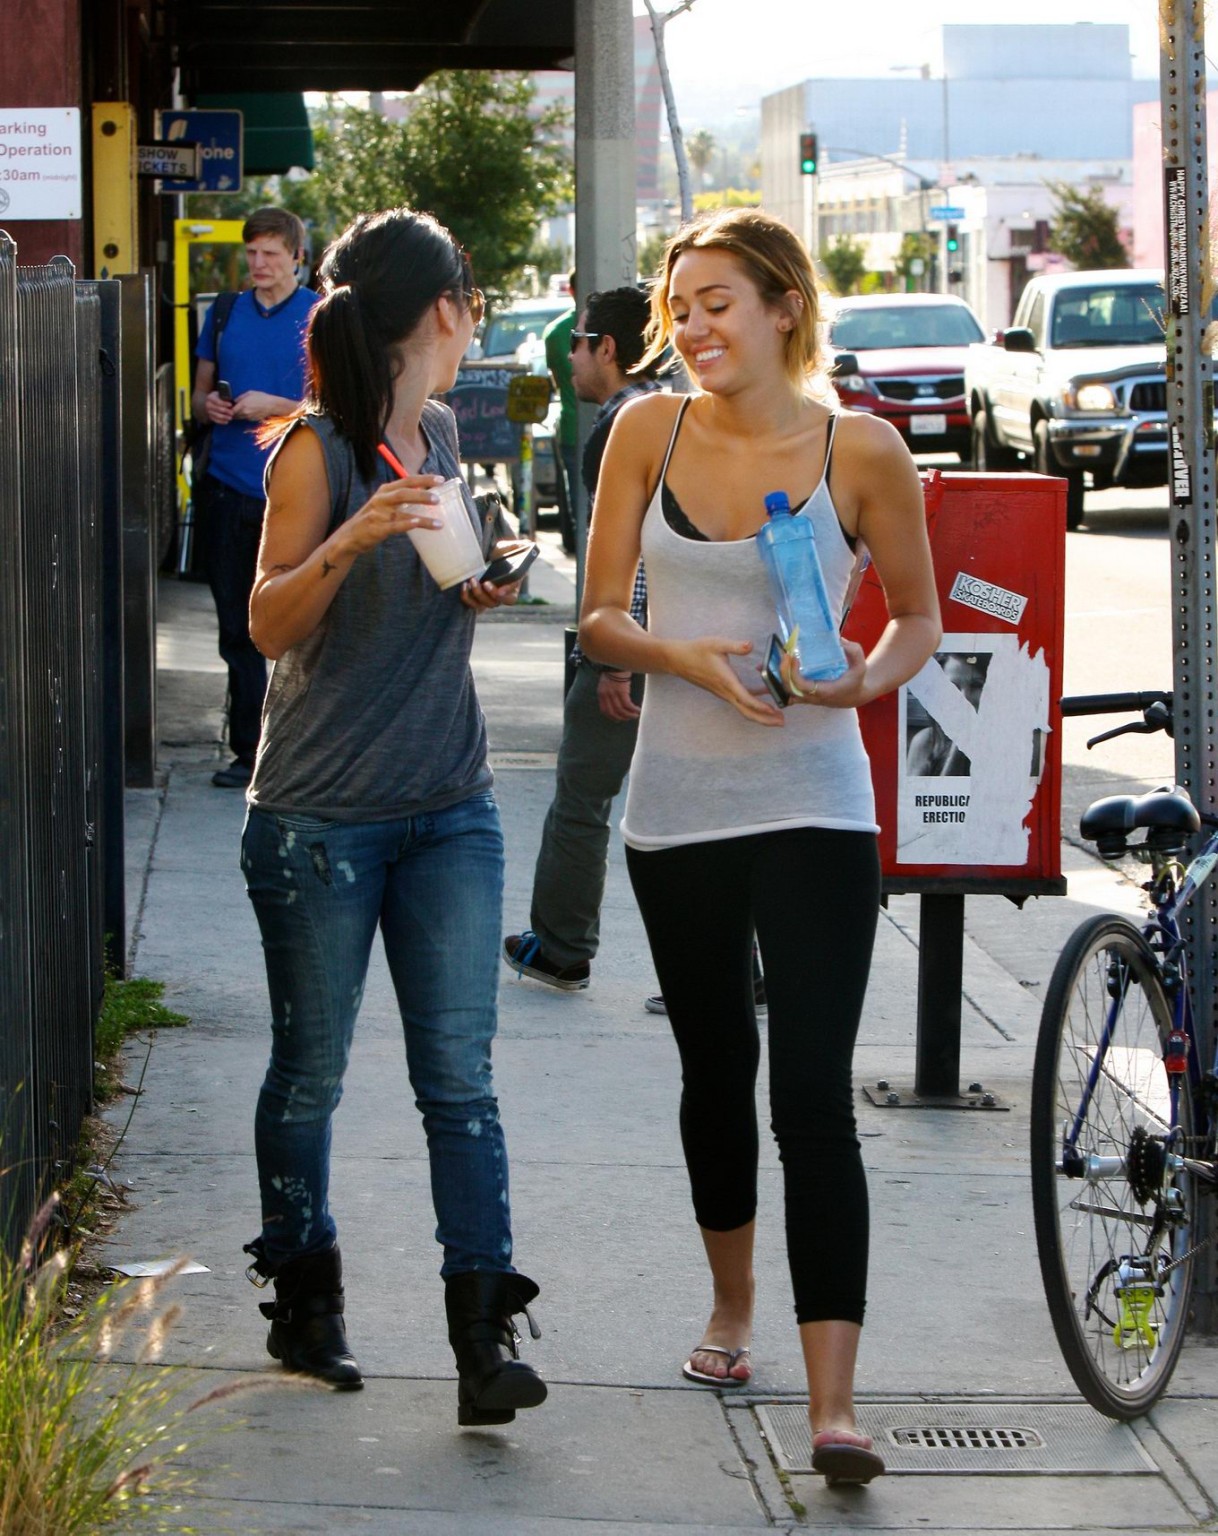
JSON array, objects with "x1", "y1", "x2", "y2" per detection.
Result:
[
  {"x1": 248, "y1": 402, "x2": 494, "y2": 821},
  {"x1": 621, "y1": 399, "x2": 877, "y2": 850}
]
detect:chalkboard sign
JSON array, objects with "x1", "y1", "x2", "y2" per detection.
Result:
[{"x1": 441, "y1": 364, "x2": 525, "y2": 463}]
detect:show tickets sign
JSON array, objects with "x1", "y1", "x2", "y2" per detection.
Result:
[{"x1": 0, "y1": 109, "x2": 82, "y2": 220}]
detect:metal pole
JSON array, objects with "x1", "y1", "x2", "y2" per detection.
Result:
[
  {"x1": 913, "y1": 893, "x2": 964, "y2": 1099},
  {"x1": 574, "y1": 0, "x2": 635, "y2": 620},
  {"x1": 1161, "y1": 0, "x2": 1217, "y2": 1333}
]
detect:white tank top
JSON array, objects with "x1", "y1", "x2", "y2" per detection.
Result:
[{"x1": 621, "y1": 399, "x2": 878, "y2": 851}]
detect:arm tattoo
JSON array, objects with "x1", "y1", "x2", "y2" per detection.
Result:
[
  {"x1": 320, "y1": 556, "x2": 336, "y2": 579},
  {"x1": 268, "y1": 563, "x2": 293, "y2": 575}
]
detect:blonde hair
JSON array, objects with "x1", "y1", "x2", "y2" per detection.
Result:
[{"x1": 637, "y1": 207, "x2": 824, "y2": 388}]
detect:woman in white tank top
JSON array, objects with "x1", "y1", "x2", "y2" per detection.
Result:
[{"x1": 580, "y1": 208, "x2": 940, "y2": 1486}]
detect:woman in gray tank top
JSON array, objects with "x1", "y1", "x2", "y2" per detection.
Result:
[
  {"x1": 238, "y1": 207, "x2": 546, "y2": 1428},
  {"x1": 580, "y1": 208, "x2": 941, "y2": 1486}
]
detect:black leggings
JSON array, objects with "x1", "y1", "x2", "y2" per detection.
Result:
[{"x1": 626, "y1": 826, "x2": 880, "y2": 1325}]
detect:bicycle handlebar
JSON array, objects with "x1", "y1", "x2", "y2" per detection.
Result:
[{"x1": 1059, "y1": 691, "x2": 1172, "y2": 718}]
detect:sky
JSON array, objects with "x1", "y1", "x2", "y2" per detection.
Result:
[{"x1": 639, "y1": 0, "x2": 1166, "y2": 123}]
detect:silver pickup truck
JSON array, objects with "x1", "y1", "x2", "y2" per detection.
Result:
[{"x1": 964, "y1": 268, "x2": 1167, "y2": 529}]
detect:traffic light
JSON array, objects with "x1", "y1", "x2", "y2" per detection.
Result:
[
  {"x1": 799, "y1": 132, "x2": 818, "y2": 176},
  {"x1": 945, "y1": 223, "x2": 960, "y2": 253}
]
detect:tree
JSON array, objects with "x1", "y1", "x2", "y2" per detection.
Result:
[
  {"x1": 894, "y1": 231, "x2": 934, "y2": 291},
  {"x1": 315, "y1": 73, "x2": 571, "y2": 302},
  {"x1": 189, "y1": 76, "x2": 571, "y2": 305},
  {"x1": 637, "y1": 229, "x2": 674, "y2": 283},
  {"x1": 686, "y1": 129, "x2": 716, "y2": 188},
  {"x1": 693, "y1": 188, "x2": 761, "y2": 212},
  {"x1": 819, "y1": 235, "x2": 868, "y2": 296},
  {"x1": 1047, "y1": 181, "x2": 1127, "y2": 270}
]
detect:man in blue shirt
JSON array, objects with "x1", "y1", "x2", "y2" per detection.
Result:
[{"x1": 191, "y1": 207, "x2": 318, "y2": 787}]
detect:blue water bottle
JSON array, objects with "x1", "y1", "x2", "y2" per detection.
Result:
[{"x1": 756, "y1": 490, "x2": 847, "y2": 681}]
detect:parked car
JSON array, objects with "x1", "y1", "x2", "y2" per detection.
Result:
[
  {"x1": 826, "y1": 293, "x2": 985, "y2": 462},
  {"x1": 468, "y1": 297, "x2": 574, "y2": 531},
  {"x1": 965, "y1": 268, "x2": 1168, "y2": 529},
  {"x1": 472, "y1": 297, "x2": 573, "y2": 368}
]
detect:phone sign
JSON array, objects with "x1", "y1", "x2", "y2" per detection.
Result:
[{"x1": 156, "y1": 110, "x2": 243, "y2": 194}]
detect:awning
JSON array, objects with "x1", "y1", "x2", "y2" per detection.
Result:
[
  {"x1": 168, "y1": 1, "x2": 574, "y2": 95},
  {"x1": 196, "y1": 92, "x2": 315, "y2": 174}
]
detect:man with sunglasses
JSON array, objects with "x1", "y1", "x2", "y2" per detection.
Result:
[{"x1": 504, "y1": 286, "x2": 664, "y2": 991}]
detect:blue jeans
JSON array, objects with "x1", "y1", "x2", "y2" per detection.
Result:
[{"x1": 241, "y1": 793, "x2": 514, "y2": 1277}]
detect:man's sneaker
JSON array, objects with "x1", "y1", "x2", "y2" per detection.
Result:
[
  {"x1": 503, "y1": 932, "x2": 590, "y2": 991},
  {"x1": 645, "y1": 975, "x2": 768, "y2": 1017},
  {"x1": 212, "y1": 758, "x2": 253, "y2": 789}
]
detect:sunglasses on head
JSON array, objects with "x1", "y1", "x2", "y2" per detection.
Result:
[
  {"x1": 464, "y1": 287, "x2": 485, "y2": 325},
  {"x1": 569, "y1": 329, "x2": 601, "y2": 353}
]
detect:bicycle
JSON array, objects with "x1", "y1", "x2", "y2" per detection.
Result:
[{"x1": 1031, "y1": 690, "x2": 1218, "y2": 1419}]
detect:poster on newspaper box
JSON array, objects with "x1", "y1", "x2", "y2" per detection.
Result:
[{"x1": 897, "y1": 631, "x2": 1051, "y2": 866}]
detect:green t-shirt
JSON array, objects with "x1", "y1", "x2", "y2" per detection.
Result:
[{"x1": 543, "y1": 308, "x2": 577, "y2": 450}]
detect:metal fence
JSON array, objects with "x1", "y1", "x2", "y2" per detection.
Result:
[{"x1": 0, "y1": 236, "x2": 127, "y2": 1257}]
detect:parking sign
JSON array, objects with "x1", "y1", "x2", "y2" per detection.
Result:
[{"x1": 157, "y1": 110, "x2": 243, "y2": 193}]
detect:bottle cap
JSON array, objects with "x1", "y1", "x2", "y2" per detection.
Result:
[{"x1": 764, "y1": 491, "x2": 791, "y2": 517}]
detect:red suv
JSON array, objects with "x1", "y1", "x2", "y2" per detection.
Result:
[{"x1": 826, "y1": 293, "x2": 984, "y2": 460}]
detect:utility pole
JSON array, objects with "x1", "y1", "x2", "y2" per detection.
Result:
[
  {"x1": 1161, "y1": 0, "x2": 1217, "y2": 1332},
  {"x1": 643, "y1": 0, "x2": 698, "y2": 223}
]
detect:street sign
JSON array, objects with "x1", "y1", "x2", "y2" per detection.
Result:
[
  {"x1": 156, "y1": 110, "x2": 243, "y2": 193},
  {"x1": 137, "y1": 141, "x2": 201, "y2": 180},
  {"x1": 929, "y1": 205, "x2": 966, "y2": 221},
  {"x1": 0, "y1": 108, "x2": 82, "y2": 220},
  {"x1": 506, "y1": 374, "x2": 552, "y2": 424}
]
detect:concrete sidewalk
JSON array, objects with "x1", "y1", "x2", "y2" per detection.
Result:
[{"x1": 108, "y1": 540, "x2": 1217, "y2": 1534}]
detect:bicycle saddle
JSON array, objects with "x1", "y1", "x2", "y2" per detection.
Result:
[{"x1": 1081, "y1": 789, "x2": 1200, "y2": 857}]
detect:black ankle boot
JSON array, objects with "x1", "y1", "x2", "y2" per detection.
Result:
[
  {"x1": 444, "y1": 1270, "x2": 547, "y2": 1426},
  {"x1": 244, "y1": 1242, "x2": 363, "y2": 1390}
]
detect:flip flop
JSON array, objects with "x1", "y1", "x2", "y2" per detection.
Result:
[
  {"x1": 810, "y1": 1429, "x2": 886, "y2": 1486},
  {"x1": 681, "y1": 1345, "x2": 751, "y2": 1387}
]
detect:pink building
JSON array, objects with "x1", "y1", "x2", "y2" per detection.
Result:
[{"x1": 1132, "y1": 95, "x2": 1218, "y2": 269}]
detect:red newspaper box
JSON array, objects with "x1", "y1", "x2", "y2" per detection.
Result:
[
  {"x1": 844, "y1": 469, "x2": 1066, "y2": 897},
  {"x1": 841, "y1": 470, "x2": 1066, "y2": 1108}
]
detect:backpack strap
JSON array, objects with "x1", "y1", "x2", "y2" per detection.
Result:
[{"x1": 211, "y1": 289, "x2": 239, "y2": 373}]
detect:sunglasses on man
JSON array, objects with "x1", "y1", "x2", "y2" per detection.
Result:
[{"x1": 569, "y1": 329, "x2": 601, "y2": 353}]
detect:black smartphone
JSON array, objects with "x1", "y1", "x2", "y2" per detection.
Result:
[
  {"x1": 481, "y1": 543, "x2": 540, "y2": 587},
  {"x1": 762, "y1": 632, "x2": 790, "y2": 708},
  {"x1": 216, "y1": 380, "x2": 233, "y2": 404}
]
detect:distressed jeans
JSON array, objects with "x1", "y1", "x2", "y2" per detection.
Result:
[{"x1": 241, "y1": 793, "x2": 514, "y2": 1276}]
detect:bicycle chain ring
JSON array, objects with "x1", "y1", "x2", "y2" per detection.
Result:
[{"x1": 1127, "y1": 1125, "x2": 1168, "y2": 1205}]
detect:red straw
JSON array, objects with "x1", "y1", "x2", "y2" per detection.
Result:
[{"x1": 377, "y1": 442, "x2": 409, "y2": 478}]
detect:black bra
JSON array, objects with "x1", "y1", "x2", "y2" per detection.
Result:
[{"x1": 659, "y1": 410, "x2": 853, "y2": 549}]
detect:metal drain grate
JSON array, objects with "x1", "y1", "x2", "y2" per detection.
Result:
[
  {"x1": 890, "y1": 1424, "x2": 1045, "y2": 1452},
  {"x1": 755, "y1": 1403, "x2": 1158, "y2": 1476}
]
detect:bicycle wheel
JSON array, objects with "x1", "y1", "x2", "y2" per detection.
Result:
[{"x1": 1031, "y1": 913, "x2": 1196, "y2": 1418}]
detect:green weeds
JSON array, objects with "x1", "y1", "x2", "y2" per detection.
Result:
[
  {"x1": 0, "y1": 1196, "x2": 288, "y2": 1535},
  {"x1": 94, "y1": 976, "x2": 188, "y2": 1102}
]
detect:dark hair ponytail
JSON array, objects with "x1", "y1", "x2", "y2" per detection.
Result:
[
  {"x1": 266, "y1": 207, "x2": 469, "y2": 480},
  {"x1": 305, "y1": 283, "x2": 393, "y2": 472}
]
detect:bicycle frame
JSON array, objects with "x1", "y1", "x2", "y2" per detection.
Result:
[{"x1": 1064, "y1": 826, "x2": 1218, "y2": 1181}]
